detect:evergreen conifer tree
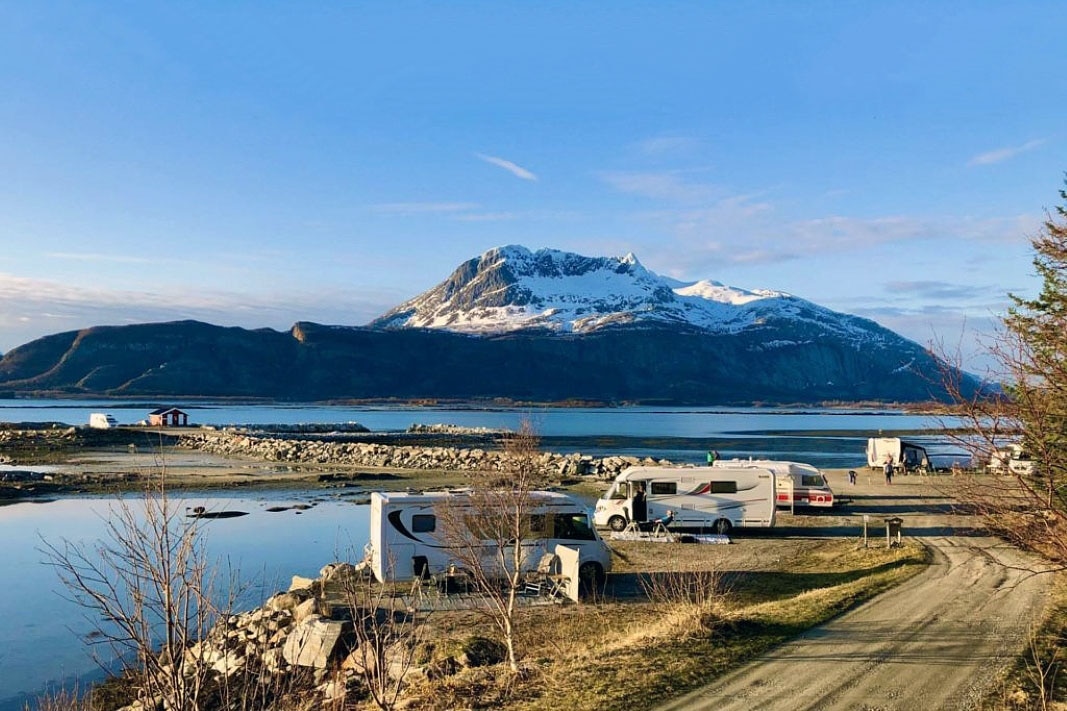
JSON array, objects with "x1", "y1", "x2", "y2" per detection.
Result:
[{"x1": 1004, "y1": 177, "x2": 1067, "y2": 511}]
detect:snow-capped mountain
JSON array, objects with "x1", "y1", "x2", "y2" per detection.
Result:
[
  {"x1": 0, "y1": 245, "x2": 974, "y2": 404},
  {"x1": 372, "y1": 245, "x2": 893, "y2": 345}
]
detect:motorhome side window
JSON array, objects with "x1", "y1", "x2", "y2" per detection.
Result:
[
  {"x1": 527, "y1": 514, "x2": 547, "y2": 536},
  {"x1": 462, "y1": 515, "x2": 498, "y2": 539},
  {"x1": 553, "y1": 513, "x2": 596, "y2": 541},
  {"x1": 709, "y1": 481, "x2": 737, "y2": 494},
  {"x1": 650, "y1": 482, "x2": 676, "y2": 496},
  {"x1": 411, "y1": 514, "x2": 435, "y2": 533}
]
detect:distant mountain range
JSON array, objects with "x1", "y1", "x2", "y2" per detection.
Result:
[{"x1": 0, "y1": 245, "x2": 977, "y2": 404}]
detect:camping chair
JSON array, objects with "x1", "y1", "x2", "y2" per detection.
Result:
[
  {"x1": 434, "y1": 562, "x2": 474, "y2": 597},
  {"x1": 523, "y1": 552, "x2": 564, "y2": 598},
  {"x1": 648, "y1": 511, "x2": 675, "y2": 540}
]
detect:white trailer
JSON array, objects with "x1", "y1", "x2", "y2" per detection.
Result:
[
  {"x1": 593, "y1": 466, "x2": 776, "y2": 534},
  {"x1": 88, "y1": 413, "x2": 118, "y2": 429},
  {"x1": 367, "y1": 490, "x2": 612, "y2": 589},
  {"x1": 866, "y1": 437, "x2": 929, "y2": 472},
  {"x1": 713, "y1": 458, "x2": 835, "y2": 508}
]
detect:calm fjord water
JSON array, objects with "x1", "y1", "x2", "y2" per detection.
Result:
[{"x1": 0, "y1": 400, "x2": 961, "y2": 707}]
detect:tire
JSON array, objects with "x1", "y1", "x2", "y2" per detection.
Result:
[
  {"x1": 608, "y1": 515, "x2": 627, "y2": 532},
  {"x1": 714, "y1": 519, "x2": 732, "y2": 535},
  {"x1": 578, "y1": 562, "x2": 605, "y2": 597}
]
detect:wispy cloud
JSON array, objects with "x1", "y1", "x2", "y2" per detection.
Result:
[
  {"x1": 0, "y1": 273, "x2": 401, "y2": 352},
  {"x1": 635, "y1": 136, "x2": 701, "y2": 157},
  {"x1": 851, "y1": 303, "x2": 1003, "y2": 363},
  {"x1": 968, "y1": 139, "x2": 1045, "y2": 166},
  {"x1": 451, "y1": 212, "x2": 519, "y2": 222},
  {"x1": 370, "y1": 202, "x2": 480, "y2": 215},
  {"x1": 46, "y1": 252, "x2": 161, "y2": 264},
  {"x1": 884, "y1": 280, "x2": 991, "y2": 301},
  {"x1": 476, "y1": 154, "x2": 538, "y2": 181},
  {"x1": 601, "y1": 170, "x2": 728, "y2": 204}
]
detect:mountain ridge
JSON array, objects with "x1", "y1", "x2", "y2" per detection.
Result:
[
  {"x1": 0, "y1": 246, "x2": 976, "y2": 404},
  {"x1": 371, "y1": 245, "x2": 897, "y2": 345}
]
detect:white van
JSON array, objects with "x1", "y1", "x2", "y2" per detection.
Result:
[
  {"x1": 593, "y1": 466, "x2": 776, "y2": 534},
  {"x1": 987, "y1": 443, "x2": 1035, "y2": 476},
  {"x1": 367, "y1": 490, "x2": 612, "y2": 590},
  {"x1": 713, "y1": 458, "x2": 835, "y2": 508},
  {"x1": 866, "y1": 437, "x2": 929, "y2": 472},
  {"x1": 88, "y1": 413, "x2": 118, "y2": 429}
]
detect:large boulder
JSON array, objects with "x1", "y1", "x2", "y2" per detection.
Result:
[{"x1": 282, "y1": 615, "x2": 349, "y2": 669}]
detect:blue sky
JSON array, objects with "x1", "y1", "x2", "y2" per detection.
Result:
[{"x1": 1, "y1": 2, "x2": 1064, "y2": 373}]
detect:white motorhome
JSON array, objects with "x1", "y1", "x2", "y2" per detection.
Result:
[
  {"x1": 88, "y1": 413, "x2": 118, "y2": 429},
  {"x1": 593, "y1": 466, "x2": 776, "y2": 534},
  {"x1": 987, "y1": 443, "x2": 1035, "y2": 476},
  {"x1": 367, "y1": 490, "x2": 612, "y2": 590},
  {"x1": 866, "y1": 437, "x2": 929, "y2": 472},
  {"x1": 713, "y1": 458, "x2": 835, "y2": 508}
]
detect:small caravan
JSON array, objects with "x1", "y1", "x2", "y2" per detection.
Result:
[
  {"x1": 593, "y1": 466, "x2": 776, "y2": 534},
  {"x1": 866, "y1": 437, "x2": 929, "y2": 472},
  {"x1": 713, "y1": 458, "x2": 835, "y2": 508},
  {"x1": 367, "y1": 490, "x2": 612, "y2": 589},
  {"x1": 88, "y1": 413, "x2": 118, "y2": 429}
]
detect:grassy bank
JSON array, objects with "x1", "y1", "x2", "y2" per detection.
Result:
[{"x1": 401, "y1": 539, "x2": 928, "y2": 711}]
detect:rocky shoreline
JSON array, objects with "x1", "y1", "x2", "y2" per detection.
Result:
[
  {"x1": 104, "y1": 560, "x2": 510, "y2": 711},
  {"x1": 173, "y1": 428, "x2": 668, "y2": 480},
  {"x1": 0, "y1": 424, "x2": 675, "y2": 499}
]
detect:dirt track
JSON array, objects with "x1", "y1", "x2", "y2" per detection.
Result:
[{"x1": 656, "y1": 472, "x2": 1054, "y2": 711}]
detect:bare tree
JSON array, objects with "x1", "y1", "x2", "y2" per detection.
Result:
[
  {"x1": 937, "y1": 177, "x2": 1067, "y2": 565},
  {"x1": 433, "y1": 417, "x2": 550, "y2": 672},
  {"x1": 41, "y1": 471, "x2": 234, "y2": 711},
  {"x1": 335, "y1": 559, "x2": 428, "y2": 710},
  {"x1": 639, "y1": 549, "x2": 733, "y2": 637}
]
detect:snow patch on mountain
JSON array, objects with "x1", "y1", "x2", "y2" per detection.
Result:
[{"x1": 371, "y1": 245, "x2": 892, "y2": 344}]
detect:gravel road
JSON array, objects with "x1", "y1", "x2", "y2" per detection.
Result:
[{"x1": 656, "y1": 473, "x2": 1054, "y2": 711}]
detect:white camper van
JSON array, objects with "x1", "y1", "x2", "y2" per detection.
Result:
[
  {"x1": 593, "y1": 466, "x2": 776, "y2": 534},
  {"x1": 713, "y1": 458, "x2": 835, "y2": 508},
  {"x1": 866, "y1": 437, "x2": 929, "y2": 472},
  {"x1": 88, "y1": 413, "x2": 118, "y2": 429},
  {"x1": 987, "y1": 443, "x2": 1035, "y2": 476},
  {"x1": 367, "y1": 490, "x2": 612, "y2": 590}
]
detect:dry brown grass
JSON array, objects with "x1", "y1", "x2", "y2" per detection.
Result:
[
  {"x1": 391, "y1": 539, "x2": 927, "y2": 711},
  {"x1": 983, "y1": 571, "x2": 1067, "y2": 711}
]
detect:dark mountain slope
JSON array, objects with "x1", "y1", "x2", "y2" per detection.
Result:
[
  {"x1": 0, "y1": 319, "x2": 954, "y2": 403},
  {"x1": 0, "y1": 246, "x2": 977, "y2": 404}
]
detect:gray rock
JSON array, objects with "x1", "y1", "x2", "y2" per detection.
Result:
[
  {"x1": 293, "y1": 597, "x2": 319, "y2": 624},
  {"x1": 282, "y1": 616, "x2": 349, "y2": 669}
]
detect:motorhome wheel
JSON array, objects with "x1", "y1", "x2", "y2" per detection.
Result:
[
  {"x1": 608, "y1": 515, "x2": 627, "y2": 532},
  {"x1": 578, "y1": 561, "x2": 605, "y2": 596},
  {"x1": 714, "y1": 519, "x2": 732, "y2": 534}
]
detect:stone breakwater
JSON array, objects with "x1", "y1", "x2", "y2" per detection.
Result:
[
  {"x1": 176, "y1": 429, "x2": 672, "y2": 479},
  {"x1": 114, "y1": 561, "x2": 507, "y2": 711}
]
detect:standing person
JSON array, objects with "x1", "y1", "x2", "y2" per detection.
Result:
[
  {"x1": 706, "y1": 450, "x2": 716, "y2": 466},
  {"x1": 884, "y1": 457, "x2": 894, "y2": 485},
  {"x1": 631, "y1": 484, "x2": 647, "y2": 523}
]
